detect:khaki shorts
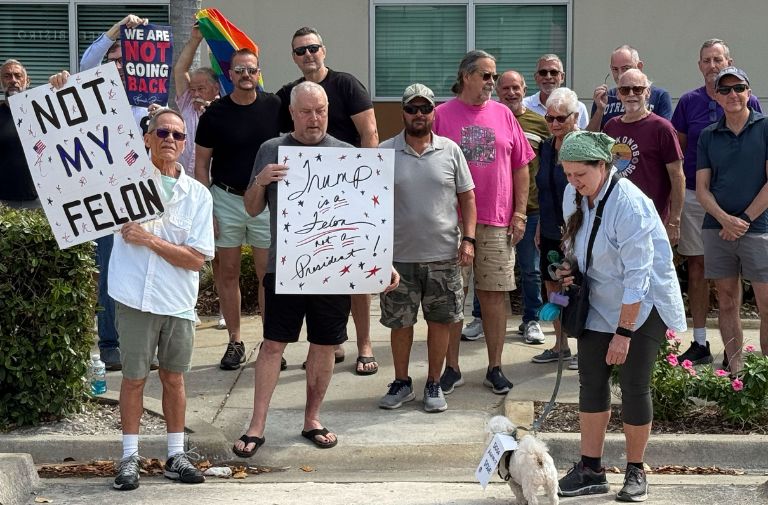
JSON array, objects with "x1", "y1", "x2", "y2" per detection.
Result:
[
  {"x1": 678, "y1": 189, "x2": 705, "y2": 256},
  {"x1": 702, "y1": 229, "x2": 768, "y2": 282},
  {"x1": 115, "y1": 302, "x2": 195, "y2": 379},
  {"x1": 380, "y1": 260, "x2": 464, "y2": 328},
  {"x1": 461, "y1": 224, "x2": 516, "y2": 291},
  {"x1": 211, "y1": 184, "x2": 271, "y2": 249}
]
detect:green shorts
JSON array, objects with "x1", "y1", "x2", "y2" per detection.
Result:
[
  {"x1": 211, "y1": 184, "x2": 271, "y2": 249},
  {"x1": 379, "y1": 260, "x2": 464, "y2": 328},
  {"x1": 115, "y1": 302, "x2": 195, "y2": 379}
]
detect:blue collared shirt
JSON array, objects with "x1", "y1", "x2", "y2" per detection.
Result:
[{"x1": 562, "y1": 169, "x2": 687, "y2": 333}]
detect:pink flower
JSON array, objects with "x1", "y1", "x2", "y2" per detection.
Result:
[
  {"x1": 666, "y1": 329, "x2": 677, "y2": 340},
  {"x1": 715, "y1": 369, "x2": 729, "y2": 377},
  {"x1": 731, "y1": 378, "x2": 744, "y2": 391},
  {"x1": 688, "y1": 368, "x2": 697, "y2": 377},
  {"x1": 666, "y1": 354, "x2": 679, "y2": 366},
  {"x1": 681, "y1": 359, "x2": 693, "y2": 370},
  {"x1": 745, "y1": 344, "x2": 756, "y2": 352}
]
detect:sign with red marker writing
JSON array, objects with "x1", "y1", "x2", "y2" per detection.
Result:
[
  {"x1": 8, "y1": 63, "x2": 161, "y2": 249},
  {"x1": 120, "y1": 23, "x2": 173, "y2": 107},
  {"x1": 275, "y1": 146, "x2": 394, "y2": 294}
]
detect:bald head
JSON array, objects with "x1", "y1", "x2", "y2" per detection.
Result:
[
  {"x1": 610, "y1": 45, "x2": 643, "y2": 84},
  {"x1": 496, "y1": 70, "x2": 527, "y2": 114}
]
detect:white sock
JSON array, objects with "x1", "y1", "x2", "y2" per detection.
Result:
[
  {"x1": 167, "y1": 432, "x2": 185, "y2": 458},
  {"x1": 693, "y1": 327, "x2": 707, "y2": 345},
  {"x1": 122, "y1": 434, "x2": 139, "y2": 459}
]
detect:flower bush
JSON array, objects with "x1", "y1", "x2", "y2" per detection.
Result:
[{"x1": 611, "y1": 330, "x2": 768, "y2": 426}]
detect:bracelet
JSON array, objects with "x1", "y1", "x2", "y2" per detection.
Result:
[
  {"x1": 615, "y1": 326, "x2": 634, "y2": 338},
  {"x1": 254, "y1": 177, "x2": 267, "y2": 188},
  {"x1": 513, "y1": 212, "x2": 527, "y2": 223},
  {"x1": 461, "y1": 236, "x2": 476, "y2": 246},
  {"x1": 619, "y1": 319, "x2": 636, "y2": 328},
  {"x1": 667, "y1": 223, "x2": 679, "y2": 227}
]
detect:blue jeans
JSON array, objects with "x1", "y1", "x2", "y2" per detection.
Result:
[
  {"x1": 472, "y1": 214, "x2": 542, "y2": 323},
  {"x1": 95, "y1": 234, "x2": 118, "y2": 351}
]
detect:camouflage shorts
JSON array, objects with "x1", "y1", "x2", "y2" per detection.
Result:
[{"x1": 379, "y1": 260, "x2": 464, "y2": 329}]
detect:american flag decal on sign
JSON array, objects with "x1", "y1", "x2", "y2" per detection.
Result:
[
  {"x1": 124, "y1": 150, "x2": 139, "y2": 165},
  {"x1": 33, "y1": 140, "x2": 45, "y2": 154}
]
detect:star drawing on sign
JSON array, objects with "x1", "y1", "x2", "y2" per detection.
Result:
[
  {"x1": 27, "y1": 127, "x2": 34, "y2": 137},
  {"x1": 282, "y1": 209, "x2": 288, "y2": 217},
  {"x1": 338, "y1": 154, "x2": 346, "y2": 160},
  {"x1": 281, "y1": 256, "x2": 286, "y2": 265},
  {"x1": 364, "y1": 212, "x2": 368, "y2": 218},
  {"x1": 95, "y1": 69, "x2": 102, "y2": 77},
  {"x1": 380, "y1": 279, "x2": 384, "y2": 285},
  {"x1": 381, "y1": 219, "x2": 386, "y2": 224},
  {"x1": 110, "y1": 79, "x2": 117, "y2": 86},
  {"x1": 128, "y1": 131, "x2": 135, "y2": 139},
  {"x1": 46, "y1": 197, "x2": 53, "y2": 206},
  {"x1": 284, "y1": 239, "x2": 288, "y2": 244},
  {"x1": 384, "y1": 186, "x2": 389, "y2": 190},
  {"x1": 340, "y1": 264, "x2": 351, "y2": 275},
  {"x1": 358, "y1": 261, "x2": 365, "y2": 270},
  {"x1": 372, "y1": 195, "x2": 379, "y2": 206},
  {"x1": 283, "y1": 179, "x2": 290, "y2": 186},
  {"x1": 356, "y1": 153, "x2": 362, "y2": 159},
  {"x1": 349, "y1": 282, "x2": 355, "y2": 289},
  {"x1": 283, "y1": 223, "x2": 291, "y2": 231},
  {"x1": 111, "y1": 108, "x2": 117, "y2": 115},
  {"x1": 376, "y1": 169, "x2": 380, "y2": 176},
  {"x1": 283, "y1": 155, "x2": 289, "y2": 164},
  {"x1": 48, "y1": 156, "x2": 52, "y2": 163},
  {"x1": 56, "y1": 185, "x2": 62, "y2": 193},
  {"x1": 315, "y1": 154, "x2": 322, "y2": 162},
  {"x1": 299, "y1": 282, "x2": 305, "y2": 290},
  {"x1": 298, "y1": 152, "x2": 303, "y2": 158},
  {"x1": 377, "y1": 153, "x2": 384, "y2": 162},
  {"x1": 16, "y1": 118, "x2": 22, "y2": 127},
  {"x1": 298, "y1": 200, "x2": 304, "y2": 207},
  {"x1": 360, "y1": 190, "x2": 365, "y2": 195},
  {"x1": 108, "y1": 89, "x2": 116, "y2": 99},
  {"x1": 62, "y1": 232, "x2": 71, "y2": 242},
  {"x1": 323, "y1": 277, "x2": 330, "y2": 284},
  {"x1": 366, "y1": 265, "x2": 382, "y2": 278}
]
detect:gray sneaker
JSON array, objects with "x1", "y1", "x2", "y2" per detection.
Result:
[
  {"x1": 113, "y1": 453, "x2": 140, "y2": 491},
  {"x1": 461, "y1": 317, "x2": 484, "y2": 341},
  {"x1": 523, "y1": 321, "x2": 546, "y2": 344},
  {"x1": 439, "y1": 366, "x2": 465, "y2": 395},
  {"x1": 531, "y1": 348, "x2": 572, "y2": 363},
  {"x1": 568, "y1": 354, "x2": 579, "y2": 370},
  {"x1": 378, "y1": 378, "x2": 415, "y2": 409},
  {"x1": 423, "y1": 380, "x2": 447, "y2": 413}
]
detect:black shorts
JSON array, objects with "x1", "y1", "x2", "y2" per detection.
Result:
[
  {"x1": 539, "y1": 235, "x2": 563, "y2": 282},
  {"x1": 262, "y1": 273, "x2": 350, "y2": 345}
]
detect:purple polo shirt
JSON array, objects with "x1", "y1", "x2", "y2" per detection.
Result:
[{"x1": 671, "y1": 86, "x2": 762, "y2": 189}]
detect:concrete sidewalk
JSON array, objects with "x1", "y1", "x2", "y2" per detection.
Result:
[{"x1": 1, "y1": 299, "x2": 767, "y2": 504}]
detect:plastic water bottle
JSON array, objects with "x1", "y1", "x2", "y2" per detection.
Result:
[{"x1": 90, "y1": 354, "x2": 107, "y2": 395}]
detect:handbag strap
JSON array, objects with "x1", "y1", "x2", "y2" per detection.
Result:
[{"x1": 584, "y1": 174, "x2": 620, "y2": 273}]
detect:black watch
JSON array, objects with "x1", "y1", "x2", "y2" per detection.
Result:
[
  {"x1": 740, "y1": 212, "x2": 753, "y2": 224},
  {"x1": 615, "y1": 326, "x2": 634, "y2": 338},
  {"x1": 462, "y1": 236, "x2": 476, "y2": 246}
]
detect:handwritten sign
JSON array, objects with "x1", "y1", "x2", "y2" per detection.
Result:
[
  {"x1": 8, "y1": 63, "x2": 160, "y2": 249},
  {"x1": 475, "y1": 433, "x2": 518, "y2": 489},
  {"x1": 275, "y1": 146, "x2": 394, "y2": 294},
  {"x1": 120, "y1": 24, "x2": 173, "y2": 106}
]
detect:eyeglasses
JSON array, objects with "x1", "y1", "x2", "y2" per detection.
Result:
[
  {"x1": 537, "y1": 69, "x2": 561, "y2": 77},
  {"x1": 716, "y1": 84, "x2": 749, "y2": 95},
  {"x1": 618, "y1": 86, "x2": 647, "y2": 96},
  {"x1": 544, "y1": 112, "x2": 574, "y2": 124},
  {"x1": 232, "y1": 66, "x2": 259, "y2": 75},
  {"x1": 153, "y1": 128, "x2": 187, "y2": 141},
  {"x1": 293, "y1": 44, "x2": 323, "y2": 56},
  {"x1": 403, "y1": 103, "x2": 434, "y2": 115},
  {"x1": 478, "y1": 71, "x2": 500, "y2": 82}
]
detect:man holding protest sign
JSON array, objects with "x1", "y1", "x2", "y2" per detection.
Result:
[{"x1": 195, "y1": 48, "x2": 281, "y2": 371}]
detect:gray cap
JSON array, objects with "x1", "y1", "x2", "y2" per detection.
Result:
[
  {"x1": 402, "y1": 83, "x2": 435, "y2": 106},
  {"x1": 715, "y1": 66, "x2": 750, "y2": 88}
]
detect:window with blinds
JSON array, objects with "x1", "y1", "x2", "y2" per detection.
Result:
[
  {"x1": 372, "y1": 1, "x2": 568, "y2": 101},
  {"x1": 0, "y1": 4, "x2": 69, "y2": 90}
]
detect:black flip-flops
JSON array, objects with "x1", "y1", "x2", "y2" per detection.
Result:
[
  {"x1": 232, "y1": 434, "x2": 265, "y2": 458},
  {"x1": 301, "y1": 427, "x2": 338, "y2": 449}
]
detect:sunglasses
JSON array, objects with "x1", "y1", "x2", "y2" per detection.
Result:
[
  {"x1": 537, "y1": 69, "x2": 561, "y2": 77},
  {"x1": 403, "y1": 103, "x2": 434, "y2": 115},
  {"x1": 154, "y1": 128, "x2": 187, "y2": 141},
  {"x1": 293, "y1": 44, "x2": 322, "y2": 56},
  {"x1": 232, "y1": 66, "x2": 259, "y2": 75},
  {"x1": 544, "y1": 112, "x2": 574, "y2": 124},
  {"x1": 618, "y1": 86, "x2": 648, "y2": 96},
  {"x1": 478, "y1": 71, "x2": 500, "y2": 82},
  {"x1": 716, "y1": 84, "x2": 749, "y2": 95}
]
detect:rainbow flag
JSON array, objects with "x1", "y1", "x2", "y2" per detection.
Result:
[{"x1": 195, "y1": 8, "x2": 264, "y2": 95}]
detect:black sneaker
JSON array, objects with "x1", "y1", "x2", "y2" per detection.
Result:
[
  {"x1": 678, "y1": 341, "x2": 713, "y2": 365},
  {"x1": 558, "y1": 461, "x2": 610, "y2": 497},
  {"x1": 220, "y1": 341, "x2": 246, "y2": 370},
  {"x1": 164, "y1": 452, "x2": 205, "y2": 484},
  {"x1": 616, "y1": 465, "x2": 648, "y2": 502},
  {"x1": 483, "y1": 366, "x2": 513, "y2": 394},
  {"x1": 439, "y1": 366, "x2": 465, "y2": 395},
  {"x1": 113, "y1": 453, "x2": 140, "y2": 491}
]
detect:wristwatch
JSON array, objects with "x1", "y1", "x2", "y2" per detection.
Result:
[
  {"x1": 461, "y1": 236, "x2": 476, "y2": 246},
  {"x1": 615, "y1": 327, "x2": 634, "y2": 338},
  {"x1": 740, "y1": 212, "x2": 753, "y2": 224}
]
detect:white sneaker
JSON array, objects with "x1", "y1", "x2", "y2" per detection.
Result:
[
  {"x1": 568, "y1": 354, "x2": 579, "y2": 370},
  {"x1": 523, "y1": 321, "x2": 546, "y2": 344},
  {"x1": 461, "y1": 317, "x2": 484, "y2": 341},
  {"x1": 216, "y1": 314, "x2": 227, "y2": 330}
]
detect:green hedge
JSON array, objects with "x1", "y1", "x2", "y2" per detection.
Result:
[{"x1": 0, "y1": 206, "x2": 96, "y2": 428}]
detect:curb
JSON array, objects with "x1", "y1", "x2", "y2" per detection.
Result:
[{"x1": 0, "y1": 453, "x2": 39, "y2": 505}]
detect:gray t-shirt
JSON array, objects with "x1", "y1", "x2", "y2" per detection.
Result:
[
  {"x1": 380, "y1": 131, "x2": 474, "y2": 262},
  {"x1": 250, "y1": 133, "x2": 353, "y2": 273}
]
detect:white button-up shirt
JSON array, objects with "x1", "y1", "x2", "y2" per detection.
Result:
[
  {"x1": 562, "y1": 169, "x2": 686, "y2": 334},
  {"x1": 108, "y1": 168, "x2": 214, "y2": 319}
]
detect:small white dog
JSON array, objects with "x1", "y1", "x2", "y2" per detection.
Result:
[{"x1": 487, "y1": 415, "x2": 559, "y2": 505}]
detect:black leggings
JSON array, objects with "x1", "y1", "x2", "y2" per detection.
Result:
[{"x1": 577, "y1": 308, "x2": 665, "y2": 425}]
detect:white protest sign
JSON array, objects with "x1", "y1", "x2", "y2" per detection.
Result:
[
  {"x1": 475, "y1": 433, "x2": 518, "y2": 489},
  {"x1": 8, "y1": 63, "x2": 160, "y2": 249},
  {"x1": 275, "y1": 146, "x2": 394, "y2": 294}
]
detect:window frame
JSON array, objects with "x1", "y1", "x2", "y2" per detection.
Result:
[{"x1": 369, "y1": 0, "x2": 572, "y2": 102}]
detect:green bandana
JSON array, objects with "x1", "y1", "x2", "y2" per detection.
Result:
[{"x1": 559, "y1": 131, "x2": 615, "y2": 163}]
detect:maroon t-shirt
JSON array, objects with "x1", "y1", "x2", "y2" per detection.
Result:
[{"x1": 604, "y1": 113, "x2": 683, "y2": 220}]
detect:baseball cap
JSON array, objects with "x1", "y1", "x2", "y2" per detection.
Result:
[
  {"x1": 714, "y1": 66, "x2": 750, "y2": 88},
  {"x1": 402, "y1": 83, "x2": 435, "y2": 106}
]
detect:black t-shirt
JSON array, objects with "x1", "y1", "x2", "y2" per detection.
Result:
[
  {"x1": 195, "y1": 93, "x2": 281, "y2": 191},
  {"x1": 276, "y1": 68, "x2": 373, "y2": 147},
  {"x1": 0, "y1": 103, "x2": 36, "y2": 201}
]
